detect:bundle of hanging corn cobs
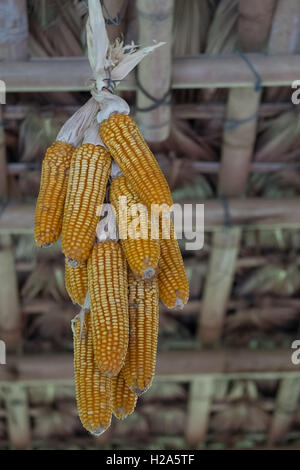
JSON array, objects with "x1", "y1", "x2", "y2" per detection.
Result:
[{"x1": 34, "y1": 92, "x2": 189, "y2": 435}]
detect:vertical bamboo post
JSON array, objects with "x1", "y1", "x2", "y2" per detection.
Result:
[
  {"x1": 0, "y1": 1, "x2": 28, "y2": 348},
  {"x1": 198, "y1": 0, "x2": 276, "y2": 345},
  {"x1": 268, "y1": 378, "x2": 300, "y2": 445},
  {"x1": 0, "y1": 107, "x2": 7, "y2": 200},
  {"x1": 136, "y1": 0, "x2": 174, "y2": 142},
  {"x1": 185, "y1": 377, "x2": 214, "y2": 448},
  {"x1": 268, "y1": 0, "x2": 300, "y2": 53},
  {"x1": 0, "y1": 235, "x2": 21, "y2": 350},
  {"x1": 0, "y1": 0, "x2": 28, "y2": 200},
  {"x1": 4, "y1": 385, "x2": 31, "y2": 449},
  {"x1": 198, "y1": 228, "x2": 241, "y2": 343},
  {"x1": 0, "y1": 0, "x2": 28, "y2": 61},
  {"x1": 267, "y1": 2, "x2": 300, "y2": 445},
  {"x1": 237, "y1": 0, "x2": 277, "y2": 53}
]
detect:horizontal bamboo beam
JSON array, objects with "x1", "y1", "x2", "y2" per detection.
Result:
[
  {"x1": 2, "y1": 199, "x2": 300, "y2": 234},
  {"x1": 173, "y1": 102, "x2": 293, "y2": 120},
  {"x1": 1, "y1": 54, "x2": 300, "y2": 92},
  {"x1": 22, "y1": 297, "x2": 300, "y2": 317},
  {"x1": 1, "y1": 349, "x2": 299, "y2": 383},
  {"x1": 3, "y1": 102, "x2": 293, "y2": 120},
  {"x1": 7, "y1": 160, "x2": 300, "y2": 176}
]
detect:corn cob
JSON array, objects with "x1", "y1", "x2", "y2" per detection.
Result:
[
  {"x1": 88, "y1": 240, "x2": 129, "y2": 376},
  {"x1": 100, "y1": 114, "x2": 173, "y2": 210},
  {"x1": 110, "y1": 175, "x2": 160, "y2": 279},
  {"x1": 111, "y1": 369, "x2": 137, "y2": 419},
  {"x1": 122, "y1": 269, "x2": 159, "y2": 395},
  {"x1": 34, "y1": 141, "x2": 74, "y2": 247},
  {"x1": 73, "y1": 311, "x2": 112, "y2": 435},
  {"x1": 62, "y1": 144, "x2": 111, "y2": 266},
  {"x1": 158, "y1": 221, "x2": 189, "y2": 309},
  {"x1": 65, "y1": 261, "x2": 88, "y2": 306}
]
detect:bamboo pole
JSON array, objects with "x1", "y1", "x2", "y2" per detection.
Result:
[
  {"x1": 266, "y1": 0, "x2": 300, "y2": 101},
  {"x1": 3, "y1": 102, "x2": 294, "y2": 121},
  {"x1": 1, "y1": 349, "x2": 299, "y2": 383},
  {"x1": 264, "y1": 2, "x2": 300, "y2": 445},
  {"x1": 7, "y1": 160, "x2": 300, "y2": 176},
  {"x1": 198, "y1": 228, "x2": 241, "y2": 343},
  {"x1": 268, "y1": 377, "x2": 300, "y2": 444},
  {"x1": 136, "y1": 0, "x2": 174, "y2": 141},
  {"x1": 1, "y1": 54, "x2": 300, "y2": 92},
  {"x1": 0, "y1": 235, "x2": 21, "y2": 350},
  {"x1": 4, "y1": 385, "x2": 31, "y2": 450},
  {"x1": 0, "y1": 0, "x2": 27, "y2": 352},
  {"x1": 3, "y1": 198, "x2": 300, "y2": 234},
  {"x1": 185, "y1": 377, "x2": 214, "y2": 448},
  {"x1": 0, "y1": 107, "x2": 7, "y2": 201},
  {"x1": 198, "y1": 0, "x2": 276, "y2": 345},
  {"x1": 0, "y1": 0, "x2": 28, "y2": 61},
  {"x1": 238, "y1": 0, "x2": 277, "y2": 52},
  {"x1": 22, "y1": 297, "x2": 300, "y2": 318},
  {"x1": 268, "y1": 0, "x2": 300, "y2": 54}
]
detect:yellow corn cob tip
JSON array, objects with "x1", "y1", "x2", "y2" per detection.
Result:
[
  {"x1": 65, "y1": 260, "x2": 88, "y2": 306},
  {"x1": 123, "y1": 270, "x2": 159, "y2": 395},
  {"x1": 158, "y1": 222, "x2": 189, "y2": 309},
  {"x1": 112, "y1": 370, "x2": 138, "y2": 420},
  {"x1": 72, "y1": 311, "x2": 112, "y2": 434}
]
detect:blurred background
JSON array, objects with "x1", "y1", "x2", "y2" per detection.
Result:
[{"x1": 1, "y1": 0, "x2": 300, "y2": 450}]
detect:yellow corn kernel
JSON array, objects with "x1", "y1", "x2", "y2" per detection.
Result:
[
  {"x1": 111, "y1": 369, "x2": 137, "y2": 419},
  {"x1": 87, "y1": 241, "x2": 129, "y2": 376},
  {"x1": 65, "y1": 260, "x2": 88, "y2": 306},
  {"x1": 62, "y1": 144, "x2": 111, "y2": 266},
  {"x1": 73, "y1": 311, "x2": 112, "y2": 435},
  {"x1": 158, "y1": 221, "x2": 189, "y2": 309},
  {"x1": 110, "y1": 175, "x2": 160, "y2": 279},
  {"x1": 122, "y1": 269, "x2": 159, "y2": 395},
  {"x1": 100, "y1": 114, "x2": 173, "y2": 209},
  {"x1": 34, "y1": 141, "x2": 74, "y2": 247}
]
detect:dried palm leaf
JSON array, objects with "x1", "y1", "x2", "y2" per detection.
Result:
[
  {"x1": 205, "y1": 0, "x2": 238, "y2": 55},
  {"x1": 15, "y1": 235, "x2": 38, "y2": 262},
  {"x1": 114, "y1": 412, "x2": 149, "y2": 439},
  {"x1": 211, "y1": 402, "x2": 270, "y2": 434},
  {"x1": 19, "y1": 112, "x2": 72, "y2": 163},
  {"x1": 21, "y1": 261, "x2": 67, "y2": 302},
  {"x1": 32, "y1": 407, "x2": 80, "y2": 439},
  {"x1": 28, "y1": 385, "x2": 74, "y2": 406},
  {"x1": 141, "y1": 383, "x2": 187, "y2": 404},
  {"x1": 173, "y1": 0, "x2": 213, "y2": 57},
  {"x1": 28, "y1": 0, "x2": 83, "y2": 56},
  {"x1": 142, "y1": 404, "x2": 186, "y2": 436},
  {"x1": 203, "y1": 0, "x2": 238, "y2": 103},
  {"x1": 236, "y1": 265, "x2": 300, "y2": 297},
  {"x1": 27, "y1": 304, "x2": 74, "y2": 346},
  {"x1": 226, "y1": 307, "x2": 299, "y2": 333},
  {"x1": 255, "y1": 110, "x2": 300, "y2": 162}
]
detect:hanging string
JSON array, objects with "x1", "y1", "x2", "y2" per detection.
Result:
[
  {"x1": 135, "y1": 76, "x2": 172, "y2": 112},
  {"x1": 218, "y1": 196, "x2": 232, "y2": 228},
  {"x1": 101, "y1": 0, "x2": 127, "y2": 25},
  {"x1": 224, "y1": 111, "x2": 258, "y2": 131},
  {"x1": 238, "y1": 51, "x2": 263, "y2": 93},
  {"x1": 223, "y1": 51, "x2": 262, "y2": 131}
]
